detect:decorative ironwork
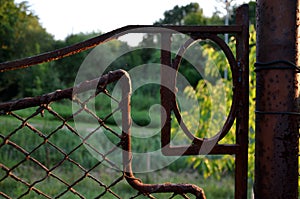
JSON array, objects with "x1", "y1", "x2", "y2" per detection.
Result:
[{"x1": 0, "y1": 4, "x2": 249, "y2": 199}]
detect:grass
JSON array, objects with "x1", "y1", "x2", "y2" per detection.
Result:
[
  {"x1": 136, "y1": 170, "x2": 235, "y2": 198},
  {"x1": 0, "y1": 158, "x2": 235, "y2": 199},
  {"x1": 0, "y1": 101, "x2": 250, "y2": 198},
  {"x1": 0, "y1": 166, "x2": 235, "y2": 198}
]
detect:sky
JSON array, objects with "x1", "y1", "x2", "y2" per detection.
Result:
[{"x1": 15, "y1": 0, "x2": 250, "y2": 40}]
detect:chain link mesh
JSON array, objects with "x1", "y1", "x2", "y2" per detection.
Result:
[
  {"x1": 0, "y1": 70, "x2": 205, "y2": 199},
  {"x1": 0, "y1": 71, "x2": 141, "y2": 198}
]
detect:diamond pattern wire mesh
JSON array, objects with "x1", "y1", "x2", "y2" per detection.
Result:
[
  {"x1": 0, "y1": 71, "x2": 143, "y2": 199},
  {"x1": 0, "y1": 9, "x2": 250, "y2": 196},
  {"x1": 0, "y1": 70, "x2": 202, "y2": 199}
]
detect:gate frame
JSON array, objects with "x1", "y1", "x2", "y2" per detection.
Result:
[
  {"x1": 0, "y1": 5, "x2": 249, "y2": 198},
  {"x1": 160, "y1": 5, "x2": 249, "y2": 199}
]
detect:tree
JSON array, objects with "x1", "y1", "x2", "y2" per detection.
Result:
[
  {"x1": 184, "y1": 8, "x2": 223, "y2": 25},
  {"x1": 154, "y1": 3, "x2": 199, "y2": 25},
  {"x1": 135, "y1": 3, "x2": 222, "y2": 89},
  {"x1": 172, "y1": 25, "x2": 257, "y2": 180},
  {"x1": 154, "y1": 3, "x2": 223, "y2": 26},
  {"x1": 0, "y1": 0, "x2": 54, "y2": 61},
  {"x1": 0, "y1": 0, "x2": 56, "y2": 100},
  {"x1": 0, "y1": 0, "x2": 20, "y2": 62},
  {"x1": 230, "y1": 1, "x2": 256, "y2": 27},
  {"x1": 183, "y1": 8, "x2": 208, "y2": 25},
  {"x1": 51, "y1": 32, "x2": 99, "y2": 87}
]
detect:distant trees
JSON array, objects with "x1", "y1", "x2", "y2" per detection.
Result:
[
  {"x1": 154, "y1": 3, "x2": 200, "y2": 25},
  {"x1": 230, "y1": 1, "x2": 256, "y2": 27},
  {"x1": 152, "y1": 3, "x2": 224, "y2": 88},
  {"x1": 154, "y1": 3, "x2": 223, "y2": 26},
  {"x1": 0, "y1": 0, "x2": 55, "y2": 100},
  {"x1": 0, "y1": 0, "x2": 54, "y2": 62},
  {"x1": 0, "y1": 1, "x2": 255, "y2": 101},
  {"x1": 0, "y1": 0, "x2": 257, "y2": 179},
  {"x1": 51, "y1": 32, "x2": 100, "y2": 87}
]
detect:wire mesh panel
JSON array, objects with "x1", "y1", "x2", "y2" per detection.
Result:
[
  {"x1": 0, "y1": 4, "x2": 249, "y2": 199},
  {"x1": 0, "y1": 70, "x2": 130, "y2": 198},
  {"x1": 0, "y1": 69, "x2": 205, "y2": 199}
]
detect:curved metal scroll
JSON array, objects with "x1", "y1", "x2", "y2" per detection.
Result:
[
  {"x1": 161, "y1": 33, "x2": 243, "y2": 156},
  {"x1": 119, "y1": 71, "x2": 206, "y2": 199},
  {"x1": 0, "y1": 5, "x2": 249, "y2": 197},
  {"x1": 0, "y1": 68, "x2": 206, "y2": 198},
  {"x1": 171, "y1": 34, "x2": 240, "y2": 145}
]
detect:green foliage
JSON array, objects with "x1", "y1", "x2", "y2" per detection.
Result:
[
  {"x1": 0, "y1": 1, "x2": 225, "y2": 101},
  {"x1": 2, "y1": 1, "x2": 53, "y2": 51},
  {"x1": 0, "y1": 2, "x2": 258, "y2": 192},
  {"x1": 248, "y1": 2, "x2": 256, "y2": 27},
  {"x1": 184, "y1": 9, "x2": 223, "y2": 25},
  {"x1": 248, "y1": 25, "x2": 256, "y2": 182},
  {"x1": 230, "y1": 1, "x2": 256, "y2": 27},
  {"x1": 154, "y1": 2, "x2": 223, "y2": 26},
  {"x1": 51, "y1": 33, "x2": 99, "y2": 87},
  {"x1": 0, "y1": 0, "x2": 55, "y2": 100},
  {"x1": 0, "y1": 113, "x2": 236, "y2": 198},
  {"x1": 141, "y1": 170, "x2": 235, "y2": 198},
  {"x1": 171, "y1": 25, "x2": 257, "y2": 181},
  {"x1": 171, "y1": 41, "x2": 235, "y2": 179},
  {"x1": 183, "y1": 8, "x2": 208, "y2": 25},
  {"x1": 154, "y1": 3, "x2": 199, "y2": 25}
]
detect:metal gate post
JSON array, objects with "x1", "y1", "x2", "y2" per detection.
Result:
[
  {"x1": 235, "y1": 5, "x2": 249, "y2": 199},
  {"x1": 255, "y1": 0, "x2": 299, "y2": 198}
]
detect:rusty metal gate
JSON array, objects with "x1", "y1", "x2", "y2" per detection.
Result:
[{"x1": 0, "y1": 5, "x2": 249, "y2": 199}]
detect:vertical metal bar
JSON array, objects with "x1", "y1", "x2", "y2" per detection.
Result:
[
  {"x1": 120, "y1": 69, "x2": 207, "y2": 199},
  {"x1": 255, "y1": 1, "x2": 299, "y2": 198},
  {"x1": 120, "y1": 70, "x2": 133, "y2": 182},
  {"x1": 235, "y1": 4, "x2": 249, "y2": 199},
  {"x1": 297, "y1": 0, "x2": 300, "y2": 155},
  {"x1": 160, "y1": 32, "x2": 173, "y2": 154}
]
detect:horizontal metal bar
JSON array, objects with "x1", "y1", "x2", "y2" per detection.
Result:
[
  {"x1": 0, "y1": 25, "x2": 242, "y2": 73},
  {"x1": 122, "y1": 25, "x2": 243, "y2": 33},
  {"x1": 162, "y1": 144, "x2": 240, "y2": 156},
  {"x1": 0, "y1": 69, "x2": 126, "y2": 113}
]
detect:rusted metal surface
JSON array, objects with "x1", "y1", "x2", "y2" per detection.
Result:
[
  {"x1": 159, "y1": 5, "x2": 249, "y2": 199},
  {"x1": 0, "y1": 68, "x2": 206, "y2": 198},
  {"x1": 0, "y1": 70, "x2": 125, "y2": 113},
  {"x1": 120, "y1": 72, "x2": 206, "y2": 198},
  {"x1": 255, "y1": 0, "x2": 299, "y2": 198},
  {"x1": 161, "y1": 32, "x2": 240, "y2": 156},
  {"x1": 235, "y1": 5, "x2": 249, "y2": 199},
  {"x1": 0, "y1": 70, "x2": 130, "y2": 198},
  {"x1": 0, "y1": 4, "x2": 250, "y2": 199},
  {"x1": 0, "y1": 25, "x2": 243, "y2": 73}
]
